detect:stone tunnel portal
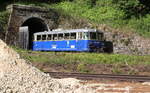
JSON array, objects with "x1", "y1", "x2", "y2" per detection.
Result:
[{"x1": 21, "y1": 17, "x2": 48, "y2": 49}]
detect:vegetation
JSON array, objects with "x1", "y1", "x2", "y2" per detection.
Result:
[
  {"x1": 1, "y1": 0, "x2": 150, "y2": 37},
  {"x1": 51, "y1": 1, "x2": 150, "y2": 37},
  {"x1": 13, "y1": 47, "x2": 150, "y2": 74},
  {"x1": 0, "y1": 11, "x2": 9, "y2": 31},
  {"x1": 1, "y1": 1, "x2": 149, "y2": 74},
  {"x1": 14, "y1": 47, "x2": 150, "y2": 66}
]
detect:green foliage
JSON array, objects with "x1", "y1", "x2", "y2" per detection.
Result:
[
  {"x1": 54, "y1": 1, "x2": 125, "y2": 26},
  {"x1": 74, "y1": 0, "x2": 96, "y2": 7},
  {"x1": 1, "y1": 0, "x2": 150, "y2": 37},
  {"x1": 0, "y1": 11, "x2": 9, "y2": 31},
  {"x1": 14, "y1": 47, "x2": 150, "y2": 66},
  {"x1": 96, "y1": 0, "x2": 114, "y2": 6},
  {"x1": 113, "y1": 0, "x2": 143, "y2": 18},
  {"x1": 112, "y1": 68, "x2": 122, "y2": 74},
  {"x1": 77, "y1": 63, "x2": 90, "y2": 73},
  {"x1": 52, "y1": 1, "x2": 150, "y2": 37},
  {"x1": 128, "y1": 15, "x2": 150, "y2": 37}
]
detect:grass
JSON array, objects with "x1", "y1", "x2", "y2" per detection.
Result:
[
  {"x1": 12, "y1": 47, "x2": 150, "y2": 74},
  {"x1": 13, "y1": 47, "x2": 150, "y2": 66}
]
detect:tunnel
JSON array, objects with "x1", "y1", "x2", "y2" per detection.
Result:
[{"x1": 21, "y1": 17, "x2": 48, "y2": 49}]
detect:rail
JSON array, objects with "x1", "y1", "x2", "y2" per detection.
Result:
[{"x1": 45, "y1": 72, "x2": 150, "y2": 82}]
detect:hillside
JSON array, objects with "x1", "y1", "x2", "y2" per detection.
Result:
[
  {"x1": 0, "y1": 0, "x2": 150, "y2": 76},
  {"x1": 0, "y1": 0, "x2": 150, "y2": 38}
]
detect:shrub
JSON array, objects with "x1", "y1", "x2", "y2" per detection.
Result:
[
  {"x1": 0, "y1": 11, "x2": 9, "y2": 31},
  {"x1": 128, "y1": 15, "x2": 150, "y2": 37}
]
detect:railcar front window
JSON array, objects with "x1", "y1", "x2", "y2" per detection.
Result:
[{"x1": 90, "y1": 32, "x2": 97, "y2": 40}]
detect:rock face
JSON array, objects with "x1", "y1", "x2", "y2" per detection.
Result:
[
  {"x1": 98, "y1": 24, "x2": 150, "y2": 55},
  {"x1": 0, "y1": 39, "x2": 95, "y2": 93}
]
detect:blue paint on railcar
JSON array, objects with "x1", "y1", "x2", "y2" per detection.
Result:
[
  {"x1": 33, "y1": 40, "x2": 88, "y2": 51},
  {"x1": 32, "y1": 40, "x2": 104, "y2": 52}
]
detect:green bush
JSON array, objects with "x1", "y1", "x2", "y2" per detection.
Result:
[
  {"x1": 128, "y1": 15, "x2": 150, "y2": 37},
  {"x1": 52, "y1": 1, "x2": 150, "y2": 37},
  {"x1": 0, "y1": 11, "x2": 9, "y2": 31},
  {"x1": 54, "y1": 1, "x2": 125, "y2": 26},
  {"x1": 1, "y1": 0, "x2": 150, "y2": 37}
]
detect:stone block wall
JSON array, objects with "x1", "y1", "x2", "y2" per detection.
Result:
[
  {"x1": 6, "y1": 4, "x2": 59, "y2": 46},
  {"x1": 98, "y1": 24, "x2": 150, "y2": 55}
]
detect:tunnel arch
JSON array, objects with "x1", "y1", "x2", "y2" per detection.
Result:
[{"x1": 21, "y1": 17, "x2": 48, "y2": 49}]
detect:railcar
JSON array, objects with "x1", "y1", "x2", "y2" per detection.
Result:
[{"x1": 33, "y1": 29, "x2": 111, "y2": 52}]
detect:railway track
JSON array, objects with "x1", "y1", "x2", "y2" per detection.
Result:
[{"x1": 45, "y1": 72, "x2": 150, "y2": 82}]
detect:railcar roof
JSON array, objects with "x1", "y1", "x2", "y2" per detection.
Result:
[{"x1": 34, "y1": 29, "x2": 102, "y2": 35}]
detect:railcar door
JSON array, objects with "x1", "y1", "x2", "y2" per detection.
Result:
[
  {"x1": 76, "y1": 32, "x2": 83, "y2": 51},
  {"x1": 19, "y1": 26, "x2": 29, "y2": 49}
]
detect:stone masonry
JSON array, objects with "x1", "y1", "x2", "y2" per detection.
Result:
[
  {"x1": 98, "y1": 24, "x2": 150, "y2": 55},
  {"x1": 6, "y1": 4, "x2": 59, "y2": 46}
]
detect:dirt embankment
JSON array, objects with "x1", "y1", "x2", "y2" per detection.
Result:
[{"x1": 32, "y1": 62, "x2": 150, "y2": 76}]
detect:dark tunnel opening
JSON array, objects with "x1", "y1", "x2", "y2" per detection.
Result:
[{"x1": 21, "y1": 17, "x2": 48, "y2": 49}]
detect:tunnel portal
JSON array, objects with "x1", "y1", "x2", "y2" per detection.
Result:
[{"x1": 6, "y1": 4, "x2": 58, "y2": 49}]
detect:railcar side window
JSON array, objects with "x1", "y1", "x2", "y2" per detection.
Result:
[
  {"x1": 78, "y1": 32, "x2": 82, "y2": 39},
  {"x1": 70, "y1": 33, "x2": 76, "y2": 39},
  {"x1": 64, "y1": 33, "x2": 70, "y2": 40},
  {"x1": 47, "y1": 34, "x2": 52, "y2": 40},
  {"x1": 90, "y1": 32, "x2": 97, "y2": 40},
  {"x1": 37, "y1": 35, "x2": 41, "y2": 41},
  {"x1": 83, "y1": 32, "x2": 89, "y2": 40},
  {"x1": 42, "y1": 35, "x2": 47, "y2": 40},
  {"x1": 53, "y1": 34, "x2": 58, "y2": 40},
  {"x1": 58, "y1": 33, "x2": 64, "y2": 40}
]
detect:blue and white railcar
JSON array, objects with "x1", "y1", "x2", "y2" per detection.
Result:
[{"x1": 33, "y1": 29, "x2": 105, "y2": 52}]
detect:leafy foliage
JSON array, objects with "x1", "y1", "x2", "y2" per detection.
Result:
[
  {"x1": 51, "y1": 1, "x2": 150, "y2": 37},
  {"x1": 1, "y1": 0, "x2": 150, "y2": 37},
  {"x1": 0, "y1": 11, "x2": 9, "y2": 31},
  {"x1": 128, "y1": 15, "x2": 150, "y2": 37}
]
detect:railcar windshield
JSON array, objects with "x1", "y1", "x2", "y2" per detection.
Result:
[
  {"x1": 89, "y1": 32, "x2": 104, "y2": 40},
  {"x1": 90, "y1": 32, "x2": 97, "y2": 40},
  {"x1": 97, "y1": 32, "x2": 104, "y2": 41}
]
